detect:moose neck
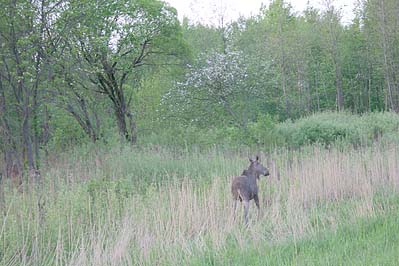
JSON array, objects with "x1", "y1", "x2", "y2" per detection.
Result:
[{"x1": 246, "y1": 165, "x2": 259, "y2": 183}]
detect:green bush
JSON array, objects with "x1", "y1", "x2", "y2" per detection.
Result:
[
  {"x1": 275, "y1": 112, "x2": 358, "y2": 147},
  {"x1": 247, "y1": 114, "x2": 282, "y2": 147},
  {"x1": 275, "y1": 111, "x2": 399, "y2": 147},
  {"x1": 360, "y1": 112, "x2": 399, "y2": 142},
  {"x1": 137, "y1": 111, "x2": 399, "y2": 149},
  {"x1": 49, "y1": 110, "x2": 88, "y2": 150}
]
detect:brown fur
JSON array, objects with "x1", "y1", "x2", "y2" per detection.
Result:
[{"x1": 231, "y1": 156, "x2": 269, "y2": 225}]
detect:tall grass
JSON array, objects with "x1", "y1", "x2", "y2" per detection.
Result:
[{"x1": 1, "y1": 142, "x2": 399, "y2": 265}]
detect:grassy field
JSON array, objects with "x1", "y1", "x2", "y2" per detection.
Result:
[
  {"x1": 191, "y1": 205, "x2": 399, "y2": 265},
  {"x1": 1, "y1": 142, "x2": 399, "y2": 265}
]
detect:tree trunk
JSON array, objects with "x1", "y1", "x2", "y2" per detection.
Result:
[
  {"x1": 115, "y1": 107, "x2": 129, "y2": 141},
  {"x1": 324, "y1": 0, "x2": 344, "y2": 111},
  {"x1": 0, "y1": 78, "x2": 23, "y2": 186},
  {"x1": 278, "y1": 21, "x2": 290, "y2": 117},
  {"x1": 127, "y1": 112, "x2": 137, "y2": 144},
  {"x1": 281, "y1": 66, "x2": 290, "y2": 116},
  {"x1": 95, "y1": 61, "x2": 137, "y2": 144},
  {"x1": 334, "y1": 60, "x2": 344, "y2": 111},
  {"x1": 329, "y1": 27, "x2": 344, "y2": 111},
  {"x1": 115, "y1": 106, "x2": 137, "y2": 144},
  {"x1": 22, "y1": 101, "x2": 35, "y2": 172},
  {"x1": 33, "y1": 84, "x2": 40, "y2": 170},
  {"x1": 66, "y1": 100, "x2": 99, "y2": 143},
  {"x1": 42, "y1": 105, "x2": 50, "y2": 162},
  {"x1": 378, "y1": 0, "x2": 398, "y2": 111}
]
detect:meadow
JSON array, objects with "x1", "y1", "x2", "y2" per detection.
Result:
[
  {"x1": 2, "y1": 0, "x2": 399, "y2": 263},
  {"x1": 2, "y1": 138, "x2": 399, "y2": 265}
]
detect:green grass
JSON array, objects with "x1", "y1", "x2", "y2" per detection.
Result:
[
  {"x1": 3, "y1": 112, "x2": 399, "y2": 265},
  {"x1": 190, "y1": 205, "x2": 399, "y2": 266},
  {"x1": 2, "y1": 142, "x2": 399, "y2": 265}
]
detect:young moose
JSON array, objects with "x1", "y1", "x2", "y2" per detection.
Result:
[{"x1": 231, "y1": 156, "x2": 270, "y2": 225}]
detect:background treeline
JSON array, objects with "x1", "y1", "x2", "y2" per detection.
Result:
[{"x1": 1, "y1": 0, "x2": 399, "y2": 181}]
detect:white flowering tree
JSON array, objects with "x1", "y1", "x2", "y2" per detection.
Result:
[{"x1": 164, "y1": 49, "x2": 255, "y2": 128}]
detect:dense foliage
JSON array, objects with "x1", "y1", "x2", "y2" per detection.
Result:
[
  {"x1": 1, "y1": 0, "x2": 399, "y2": 179},
  {"x1": 137, "y1": 111, "x2": 399, "y2": 149}
]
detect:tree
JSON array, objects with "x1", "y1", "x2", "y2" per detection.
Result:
[
  {"x1": 53, "y1": 60, "x2": 103, "y2": 143},
  {"x1": 363, "y1": 0, "x2": 399, "y2": 111},
  {"x1": 228, "y1": 16, "x2": 280, "y2": 118},
  {"x1": 0, "y1": 0, "x2": 67, "y2": 180},
  {"x1": 63, "y1": 0, "x2": 185, "y2": 143},
  {"x1": 258, "y1": 0, "x2": 297, "y2": 118},
  {"x1": 164, "y1": 49, "x2": 254, "y2": 128},
  {"x1": 321, "y1": 0, "x2": 345, "y2": 111}
]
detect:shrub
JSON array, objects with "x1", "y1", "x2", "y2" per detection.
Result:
[
  {"x1": 276, "y1": 111, "x2": 399, "y2": 147},
  {"x1": 137, "y1": 111, "x2": 399, "y2": 149}
]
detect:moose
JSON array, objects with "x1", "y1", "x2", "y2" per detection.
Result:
[{"x1": 231, "y1": 155, "x2": 270, "y2": 225}]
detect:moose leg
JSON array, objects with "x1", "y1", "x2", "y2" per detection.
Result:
[
  {"x1": 233, "y1": 200, "x2": 238, "y2": 221},
  {"x1": 254, "y1": 194, "x2": 260, "y2": 220},
  {"x1": 243, "y1": 200, "x2": 250, "y2": 226}
]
